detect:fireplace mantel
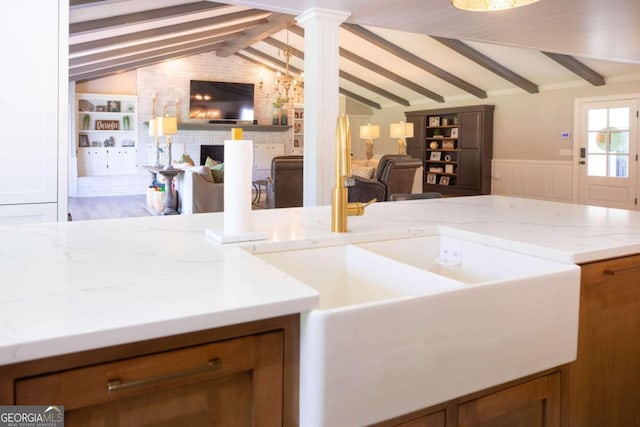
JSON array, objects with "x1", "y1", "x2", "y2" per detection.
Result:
[{"x1": 145, "y1": 122, "x2": 292, "y2": 132}]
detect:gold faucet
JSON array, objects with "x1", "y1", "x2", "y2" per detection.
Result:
[{"x1": 331, "y1": 114, "x2": 376, "y2": 232}]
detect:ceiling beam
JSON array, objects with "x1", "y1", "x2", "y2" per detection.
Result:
[
  {"x1": 70, "y1": 2, "x2": 226, "y2": 35},
  {"x1": 70, "y1": 9, "x2": 268, "y2": 55},
  {"x1": 343, "y1": 24, "x2": 487, "y2": 99},
  {"x1": 339, "y1": 88, "x2": 381, "y2": 110},
  {"x1": 541, "y1": 52, "x2": 606, "y2": 86},
  {"x1": 243, "y1": 47, "x2": 303, "y2": 75},
  {"x1": 70, "y1": 29, "x2": 246, "y2": 68},
  {"x1": 215, "y1": 13, "x2": 295, "y2": 57},
  {"x1": 431, "y1": 36, "x2": 539, "y2": 94},
  {"x1": 236, "y1": 51, "x2": 381, "y2": 110},
  {"x1": 340, "y1": 48, "x2": 445, "y2": 103},
  {"x1": 339, "y1": 71, "x2": 410, "y2": 107},
  {"x1": 262, "y1": 37, "x2": 410, "y2": 106},
  {"x1": 70, "y1": 42, "x2": 227, "y2": 81}
]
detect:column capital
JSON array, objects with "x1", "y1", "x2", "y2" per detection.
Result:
[{"x1": 296, "y1": 7, "x2": 350, "y2": 27}]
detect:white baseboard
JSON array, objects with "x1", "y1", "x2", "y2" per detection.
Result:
[{"x1": 492, "y1": 159, "x2": 574, "y2": 203}]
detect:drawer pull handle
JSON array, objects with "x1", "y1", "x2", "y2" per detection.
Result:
[
  {"x1": 107, "y1": 358, "x2": 223, "y2": 393},
  {"x1": 603, "y1": 266, "x2": 640, "y2": 276}
]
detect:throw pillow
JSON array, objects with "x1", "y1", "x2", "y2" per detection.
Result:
[
  {"x1": 210, "y1": 162, "x2": 224, "y2": 183},
  {"x1": 176, "y1": 153, "x2": 195, "y2": 166},
  {"x1": 352, "y1": 164, "x2": 375, "y2": 179},
  {"x1": 189, "y1": 165, "x2": 214, "y2": 183},
  {"x1": 205, "y1": 156, "x2": 219, "y2": 169}
]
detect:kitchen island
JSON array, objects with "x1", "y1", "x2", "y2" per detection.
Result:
[{"x1": 0, "y1": 195, "x2": 639, "y2": 426}]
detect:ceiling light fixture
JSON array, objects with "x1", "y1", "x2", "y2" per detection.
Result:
[
  {"x1": 452, "y1": 0, "x2": 540, "y2": 11},
  {"x1": 259, "y1": 28, "x2": 304, "y2": 106}
]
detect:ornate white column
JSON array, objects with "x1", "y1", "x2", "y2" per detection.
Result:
[{"x1": 297, "y1": 8, "x2": 350, "y2": 207}]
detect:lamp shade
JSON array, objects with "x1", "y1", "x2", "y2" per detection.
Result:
[
  {"x1": 359, "y1": 124, "x2": 380, "y2": 139},
  {"x1": 390, "y1": 122, "x2": 414, "y2": 138},
  {"x1": 157, "y1": 116, "x2": 178, "y2": 136},
  {"x1": 148, "y1": 118, "x2": 157, "y2": 137},
  {"x1": 452, "y1": 0, "x2": 539, "y2": 11}
]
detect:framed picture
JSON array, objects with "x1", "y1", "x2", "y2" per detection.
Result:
[
  {"x1": 450, "y1": 128, "x2": 459, "y2": 138},
  {"x1": 442, "y1": 140, "x2": 455, "y2": 150},
  {"x1": 440, "y1": 176, "x2": 450, "y2": 185},
  {"x1": 294, "y1": 111, "x2": 300, "y2": 119},
  {"x1": 293, "y1": 139, "x2": 300, "y2": 148},
  {"x1": 96, "y1": 105, "x2": 106, "y2": 112},
  {"x1": 427, "y1": 173, "x2": 437, "y2": 184},
  {"x1": 78, "y1": 134, "x2": 89, "y2": 147},
  {"x1": 107, "y1": 100, "x2": 121, "y2": 112},
  {"x1": 294, "y1": 123, "x2": 302, "y2": 133},
  {"x1": 429, "y1": 151, "x2": 442, "y2": 161},
  {"x1": 445, "y1": 164, "x2": 454, "y2": 174},
  {"x1": 429, "y1": 116, "x2": 440, "y2": 127}
]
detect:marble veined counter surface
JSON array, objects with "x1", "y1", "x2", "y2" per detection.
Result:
[{"x1": 1, "y1": 195, "x2": 640, "y2": 365}]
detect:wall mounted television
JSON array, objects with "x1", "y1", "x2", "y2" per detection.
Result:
[{"x1": 189, "y1": 80, "x2": 255, "y2": 122}]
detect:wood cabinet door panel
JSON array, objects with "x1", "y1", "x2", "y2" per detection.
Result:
[
  {"x1": 458, "y1": 112, "x2": 481, "y2": 150},
  {"x1": 65, "y1": 371, "x2": 253, "y2": 427},
  {"x1": 458, "y1": 150, "x2": 481, "y2": 189},
  {"x1": 398, "y1": 410, "x2": 446, "y2": 427},
  {"x1": 571, "y1": 255, "x2": 640, "y2": 427},
  {"x1": 458, "y1": 373, "x2": 560, "y2": 427},
  {"x1": 15, "y1": 336, "x2": 257, "y2": 410}
]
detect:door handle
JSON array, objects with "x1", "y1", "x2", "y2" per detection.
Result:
[{"x1": 579, "y1": 160, "x2": 586, "y2": 165}]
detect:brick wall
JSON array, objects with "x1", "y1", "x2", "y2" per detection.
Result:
[{"x1": 83, "y1": 51, "x2": 302, "y2": 196}]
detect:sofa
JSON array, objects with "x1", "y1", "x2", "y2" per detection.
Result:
[{"x1": 176, "y1": 165, "x2": 224, "y2": 214}]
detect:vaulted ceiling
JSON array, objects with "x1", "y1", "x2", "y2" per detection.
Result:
[{"x1": 69, "y1": 0, "x2": 640, "y2": 109}]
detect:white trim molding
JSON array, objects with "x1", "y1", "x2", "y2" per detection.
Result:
[{"x1": 492, "y1": 159, "x2": 574, "y2": 203}]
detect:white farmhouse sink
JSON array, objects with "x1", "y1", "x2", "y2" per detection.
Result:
[{"x1": 255, "y1": 232, "x2": 581, "y2": 427}]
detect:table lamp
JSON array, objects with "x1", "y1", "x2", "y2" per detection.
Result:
[
  {"x1": 390, "y1": 121, "x2": 414, "y2": 155},
  {"x1": 157, "y1": 116, "x2": 178, "y2": 170},
  {"x1": 359, "y1": 123, "x2": 380, "y2": 163}
]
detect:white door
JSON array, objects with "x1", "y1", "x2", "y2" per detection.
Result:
[{"x1": 578, "y1": 99, "x2": 639, "y2": 210}]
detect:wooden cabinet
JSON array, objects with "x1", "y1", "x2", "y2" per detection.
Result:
[
  {"x1": 374, "y1": 368, "x2": 566, "y2": 427},
  {"x1": 570, "y1": 254, "x2": 640, "y2": 427},
  {"x1": 76, "y1": 93, "x2": 138, "y2": 176},
  {"x1": 457, "y1": 373, "x2": 561, "y2": 427},
  {"x1": 406, "y1": 105, "x2": 493, "y2": 196},
  {"x1": 0, "y1": 314, "x2": 300, "y2": 427}
]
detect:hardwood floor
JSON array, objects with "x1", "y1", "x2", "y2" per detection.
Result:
[
  {"x1": 68, "y1": 195, "x2": 149, "y2": 221},
  {"x1": 68, "y1": 191, "x2": 265, "y2": 221}
]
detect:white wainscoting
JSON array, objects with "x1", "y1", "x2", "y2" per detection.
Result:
[{"x1": 492, "y1": 159, "x2": 575, "y2": 203}]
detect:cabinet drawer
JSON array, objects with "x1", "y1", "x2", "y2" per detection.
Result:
[{"x1": 15, "y1": 335, "x2": 256, "y2": 410}]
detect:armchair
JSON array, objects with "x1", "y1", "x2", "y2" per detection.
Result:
[
  {"x1": 348, "y1": 154, "x2": 422, "y2": 203},
  {"x1": 265, "y1": 155, "x2": 303, "y2": 208}
]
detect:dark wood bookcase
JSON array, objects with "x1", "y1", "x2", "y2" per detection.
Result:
[{"x1": 406, "y1": 105, "x2": 494, "y2": 196}]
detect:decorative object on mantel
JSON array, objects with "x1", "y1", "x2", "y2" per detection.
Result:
[
  {"x1": 206, "y1": 129, "x2": 267, "y2": 244},
  {"x1": 390, "y1": 121, "x2": 414, "y2": 155},
  {"x1": 452, "y1": 0, "x2": 539, "y2": 11},
  {"x1": 359, "y1": 123, "x2": 380, "y2": 163},
  {"x1": 259, "y1": 27, "x2": 304, "y2": 106},
  {"x1": 158, "y1": 116, "x2": 178, "y2": 170}
]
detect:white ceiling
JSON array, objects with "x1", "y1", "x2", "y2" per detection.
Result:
[
  {"x1": 225, "y1": 0, "x2": 640, "y2": 64},
  {"x1": 69, "y1": 0, "x2": 640, "y2": 109}
]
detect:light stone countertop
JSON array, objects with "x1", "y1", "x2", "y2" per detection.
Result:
[{"x1": 1, "y1": 195, "x2": 640, "y2": 365}]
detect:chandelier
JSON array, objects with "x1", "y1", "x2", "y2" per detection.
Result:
[
  {"x1": 259, "y1": 30, "x2": 304, "y2": 106},
  {"x1": 452, "y1": 0, "x2": 540, "y2": 11}
]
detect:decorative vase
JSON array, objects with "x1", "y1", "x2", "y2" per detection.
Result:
[
  {"x1": 430, "y1": 141, "x2": 439, "y2": 149},
  {"x1": 280, "y1": 108, "x2": 288, "y2": 126},
  {"x1": 272, "y1": 107, "x2": 280, "y2": 125},
  {"x1": 83, "y1": 114, "x2": 90, "y2": 130},
  {"x1": 123, "y1": 115, "x2": 130, "y2": 130}
]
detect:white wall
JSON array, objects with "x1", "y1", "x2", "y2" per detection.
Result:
[{"x1": 371, "y1": 78, "x2": 640, "y2": 161}]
